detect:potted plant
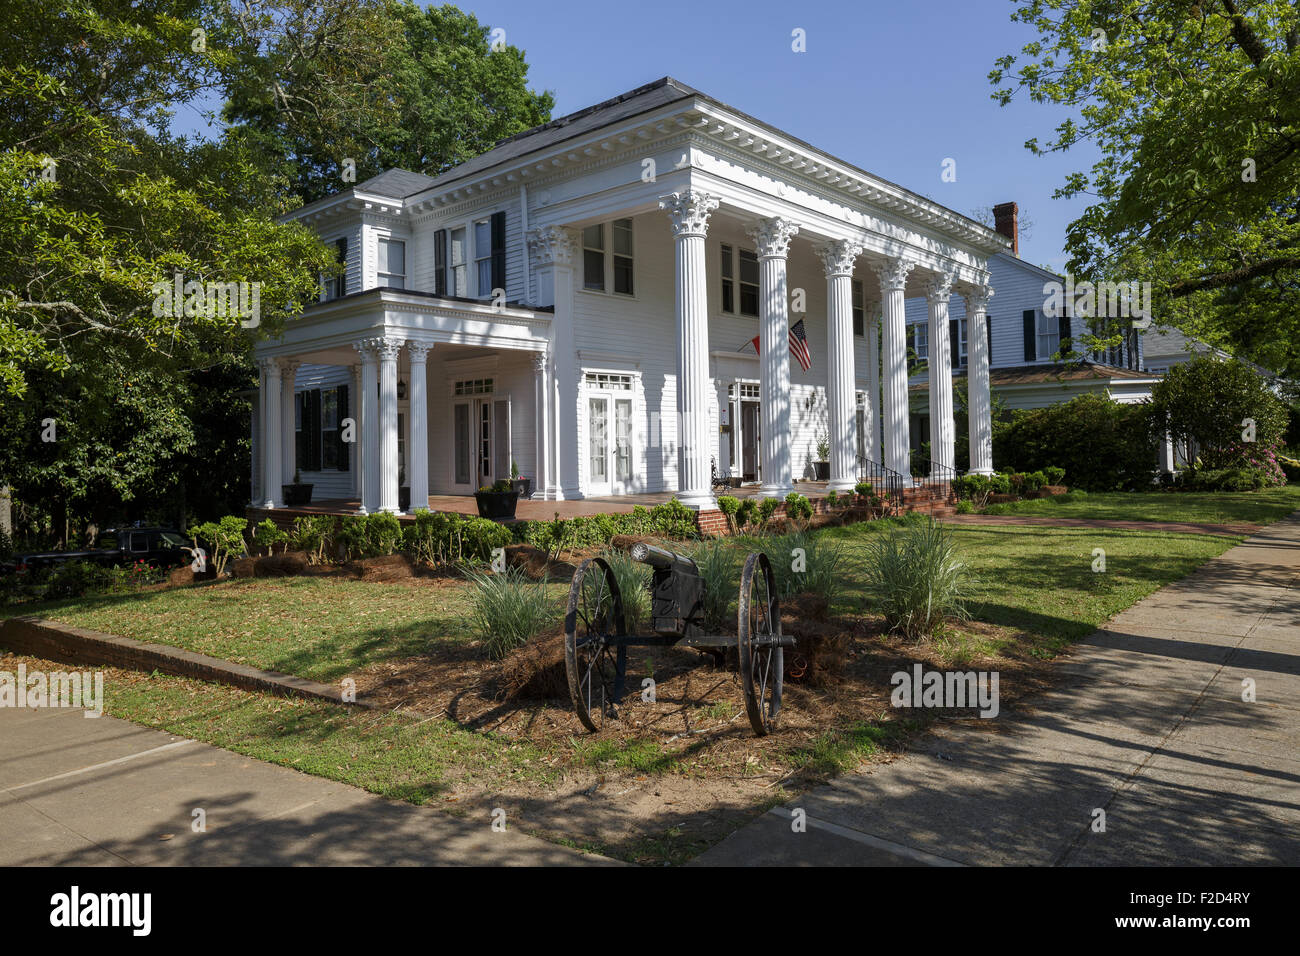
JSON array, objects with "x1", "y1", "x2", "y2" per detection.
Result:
[
  {"x1": 813, "y1": 431, "x2": 831, "y2": 481},
  {"x1": 474, "y1": 479, "x2": 519, "y2": 520},
  {"x1": 509, "y1": 460, "x2": 531, "y2": 498},
  {"x1": 282, "y1": 468, "x2": 314, "y2": 506}
]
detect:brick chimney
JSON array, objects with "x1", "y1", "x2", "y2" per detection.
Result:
[{"x1": 992, "y1": 201, "x2": 1019, "y2": 256}]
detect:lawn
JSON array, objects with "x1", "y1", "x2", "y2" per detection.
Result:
[
  {"x1": 978, "y1": 484, "x2": 1300, "y2": 525},
  {"x1": 0, "y1": 516, "x2": 1254, "y2": 863}
]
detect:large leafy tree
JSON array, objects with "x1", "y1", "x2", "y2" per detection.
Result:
[
  {"x1": 224, "y1": 0, "x2": 554, "y2": 202},
  {"x1": 991, "y1": 0, "x2": 1300, "y2": 374}
]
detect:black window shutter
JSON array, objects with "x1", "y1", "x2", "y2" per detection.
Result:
[
  {"x1": 336, "y1": 384, "x2": 349, "y2": 472},
  {"x1": 1057, "y1": 310, "x2": 1071, "y2": 359},
  {"x1": 308, "y1": 389, "x2": 322, "y2": 471},
  {"x1": 950, "y1": 318, "x2": 960, "y2": 369},
  {"x1": 1023, "y1": 310, "x2": 1037, "y2": 362},
  {"x1": 335, "y1": 238, "x2": 351, "y2": 297},
  {"x1": 490, "y1": 211, "x2": 507, "y2": 294},
  {"x1": 433, "y1": 229, "x2": 447, "y2": 296}
]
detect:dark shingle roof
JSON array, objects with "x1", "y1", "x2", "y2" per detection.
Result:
[{"x1": 353, "y1": 168, "x2": 442, "y2": 198}]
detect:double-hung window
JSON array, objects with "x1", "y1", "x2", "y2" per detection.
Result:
[
  {"x1": 1037, "y1": 310, "x2": 1059, "y2": 360},
  {"x1": 583, "y1": 225, "x2": 605, "y2": 291},
  {"x1": 449, "y1": 227, "x2": 468, "y2": 296},
  {"x1": 474, "y1": 218, "x2": 493, "y2": 295},
  {"x1": 582, "y1": 218, "x2": 635, "y2": 295},
  {"x1": 913, "y1": 323, "x2": 929, "y2": 361},
  {"x1": 851, "y1": 280, "x2": 864, "y2": 336},
  {"x1": 377, "y1": 238, "x2": 405, "y2": 289},
  {"x1": 719, "y1": 245, "x2": 760, "y2": 317},
  {"x1": 738, "y1": 249, "x2": 759, "y2": 316},
  {"x1": 720, "y1": 244, "x2": 735, "y2": 312},
  {"x1": 323, "y1": 237, "x2": 348, "y2": 300}
]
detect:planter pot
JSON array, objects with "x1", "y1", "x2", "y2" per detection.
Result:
[
  {"x1": 474, "y1": 490, "x2": 519, "y2": 520},
  {"x1": 282, "y1": 483, "x2": 314, "y2": 506},
  {"x1": 510, "y1": 477, "x2": 532, "y2": 498},
  {"x1": 399, "y1": 486, "x2": 411, "y2": 512},
  {"x1": 814, "y1": 461, "x2": 830, "y2": 481}
]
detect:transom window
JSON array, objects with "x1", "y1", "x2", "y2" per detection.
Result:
[
  {"x1": 454, "y1": 378, "x2": 494, "y2": 395},
  {"x1": 377, "y1": 238, "x2": 405, "y2": 289},
  {"x1": 728, "y1": 382, "x2": 760, "y2": 400},
  {"x1": 584, "y1": 372, "x2": 633, "y2": 391}
]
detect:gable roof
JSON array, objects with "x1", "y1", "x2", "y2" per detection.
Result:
[{"x1": 352, "y1": 168, "x2": 441, "y2": 198}]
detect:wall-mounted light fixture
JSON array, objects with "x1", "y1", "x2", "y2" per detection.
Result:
[{"x1": 397, "y1": 379, "x2": 407, "y2": 400}]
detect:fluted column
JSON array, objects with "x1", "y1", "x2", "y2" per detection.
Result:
[
  {"x1": 372, "y1": 335, "x2": 404, "y2": 513},
  {"x1": 279, "y1": 359, "x2": 300, "y2": 485},
  {"x1": 349, "y1": 363, "x2": 364, "y2": 502},
  {"x1": 747, "y1": 216, "x2": 800, "y2": 498},
  {"x1": 527, "y1": 226, "x2": 577, "y2": 500},
  {"x1": 353, "y1": 341, "x2": 379, "y2": 515},
  {"x1": 533, "y1": 349, "x2": 550, "y2": 499},
  {"x1": 660, "y1": 190, "x2": 721, "y2": 510},
  {"x1": 926, "y1": 273, "x2": 956, "y2": 474},
  {"x1": 865, "y1": 297, "x2": 882, "y2": 462},
  {"x1": 407, "y1": 342, "x2": 430, "y2": 512},
  {"x1": 815, "y1": 239, "x2": 863, "y2": 492},
  {"x1": 259, "y1": 358, "x2": 281, "y2": 508},
  {"x1": 964, "y1": 285, "x2": 995, "y2": 475},
  {"x1": 874, "y1": 256, "x2": 916, "y2": 482}
]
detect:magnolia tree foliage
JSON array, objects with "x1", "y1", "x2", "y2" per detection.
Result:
[
  {"x1": 991, "y1": 1, "x2": 1300, "y2": 374},
  {"x1": 1148, "y1": 355, "x2": 1288, "y2": 466}
]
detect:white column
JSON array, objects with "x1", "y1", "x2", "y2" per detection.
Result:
[
  {"x1": 747, "y1": 216, "x2": 800, "y2": 499},
  {"x1": 926, "y1": 273, "x2": 956, "y2": 474},
  {"x1": 279, "y1": 359, "x2": 299, "y2": 485},
  {"x1": 964, "y1": 285, "x2": 995, "y2": 475},
  {"x1": 815, "y1": 239, "x2": 863, "y2": 492},
  {"x1": 353, "y1": 342, "x2": 379, "y2": 514},
  {"x1": 532, "y1": 349, "x2": 550, "y2": 499},
  {"x1": 349, "y1": 363, "x2": 364, "y2": 502},
  {"x1": 865, "y1": 299, "x2": 882, "y2": 462},
  {"x1": 407, "y1": 342, "x2": 430, "y2": 512},
  {"x1": 874, "y1": 256, "x2": 916, "y2": 482},
  {"x1": 259, "y1": 358, "x2": 281, "y2": 508},
  {"x1": 526, "y1": 226, "x2": 577, "y2": 500},
  {"x1": 661, "y1": 190, "x2": 721, "y2": 510},
  {"x1": 375, "y1": 335, "x2": 404, "y2": 513}
]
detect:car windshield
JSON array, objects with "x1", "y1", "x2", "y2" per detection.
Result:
[{"x1": 157, "y1": 532, "x2": 190, "y2": 547}]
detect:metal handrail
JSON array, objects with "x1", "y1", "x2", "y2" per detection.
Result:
[
  {"x1": 909, "y1": 455, "x2": 963, "y2": 497},
  {"x1": 855, "y1": 456, "x2": 904, "y2": 515}
]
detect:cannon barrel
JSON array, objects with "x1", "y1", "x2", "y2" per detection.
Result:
[{"x1": 629, "y1": 541, "x2": 699, "y2": 576}]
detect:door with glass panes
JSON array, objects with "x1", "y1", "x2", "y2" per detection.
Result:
[
  {"x1": 452, "y1": 384, "x2": 510, "y2": 491},
  {"x1": 584, "y1": 373, "x2": 634, "y2": 496}
]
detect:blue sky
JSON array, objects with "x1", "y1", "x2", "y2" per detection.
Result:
[{"x1": 177, "y1": 0, "x2": 1099, "y2": 271}]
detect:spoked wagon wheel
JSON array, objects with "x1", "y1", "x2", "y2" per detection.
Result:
[
  {"x1": 737, "y1": 551, "x2": 783, "y2": 736},
  {"x1": 564, "y1": 557, "x2": 628, "y2": 732}
]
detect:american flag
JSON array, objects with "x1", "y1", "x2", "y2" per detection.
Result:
[
  {"x1": 789, "y1": 319, "x2": 812, "y2": 371},
  {"x1": 747, "y1": 321, "x2": 814, "y2": 372}
]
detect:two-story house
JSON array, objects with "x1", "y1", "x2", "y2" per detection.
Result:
[{"x1": 249, "y1": 77, "x2": 1015, "y2": 522}]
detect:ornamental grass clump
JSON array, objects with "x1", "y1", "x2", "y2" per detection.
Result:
[
  {"x1": 465, "y1": 566, "x2": 556, "y2": 659},
  {"x1": 689, "y1": 538, "x2": 742, "y2": 631},
  {"x1": 864, "y1": 517, "x2": 971, "y2": 641},
  {"x1": 599, "y1": 549, "x2": 652, "y2": 632}
]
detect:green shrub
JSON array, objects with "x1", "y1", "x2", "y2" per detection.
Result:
[
  {"x1": 784, "y1": 492, "x2": 813, "y2": 528},
  {"x1": 252, "y1": 518, "x2": 288, "y2": 556},
  {"x1": 287, "y1": 515, "x2": 336, "y2": 564},
  {"x1": 717, "y1": 495, "x2": 741, "y2": 533},
  {"x1": 190, "y1": 515, "x2": 248, "y2": 576},
  {"x1": 600, "y1": 549, "x2": 652, "y2": 631},
  {"x1": 1044, "y1": 466, "x2": 1066, "y2": 486},
  {"x1": 403, "y1": 510, "x2": 511, "y2": 565},
  {"x1": 464, "y1": 566, "x2": 556, "y2": 659},
  {"x1": 649, "y1": 498, "x2": 698, "y2": 538},
  {"x1": 735, "y1": 497, "x2": 758, "y2": 531},
  {"x1": 854, "y1": 480, "x2": 873, "y2": 498},
  {"x1": 758, "y1": 497, "x2": 779, "y2": 529},
  {"x1": 0, "y1": 527, "x2": 12, "y2": 562},
  {"x1": 956, "y1": 499, "x2": 974, "y2": 514},
  {"x1": 863, "y1": 517, "x2": 972, "y2": 640},
  {"x1": 1178, "y1": 466, "x2": 1270, "y2": 492},
  {"x1": 336, "y1": 515, "x2": 370, "y2": 560},
  {"x1": 993, "y1": 393, "x2": 1155, "y2": 491},
  {"x1": 689, "y1": 539, "x2": 741, "y2": 631},
  {"x1": 1151, "y1": 356, "x2": 1288, "y2": 469},
  {"x1": 44, "y1": 560, "x2": 118, "y2": 599}
]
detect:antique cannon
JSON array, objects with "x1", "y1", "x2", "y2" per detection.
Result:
[{"x1": 563, "y1": 542, "x2": 794, "y2": 736}]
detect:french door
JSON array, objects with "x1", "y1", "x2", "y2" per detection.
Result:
[
  {"x1": 586, "y1": 394, "x2": 633, "y2": 496},
  {"x1": 453, "y1": 395, "x2": 510, "y2": 490}
]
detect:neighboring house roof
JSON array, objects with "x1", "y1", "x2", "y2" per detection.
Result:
[{"x1": 912, "y1": 361, "x2": 1158, "y2": 391}]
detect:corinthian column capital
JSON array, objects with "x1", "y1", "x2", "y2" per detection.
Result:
[
  {"x1": 659, "y1": 190, "x2": 720, "y2": 238},
  {"x1": 925, "y1": 271, "x2": 956, "y2": 305},
  {"x1": 407, "y1": 342, "x2": 432, "y2": 363},
  {"x1": 360, "y1": 335, "x2": 404, "y2": 360},
  {"x1": 747, "y1": 216, "x2": 800, "y2": 258},
  {"x1": 873, "y1": 255, "x2": 916, "y2": 294},
  {"x1": 526, "y1": 225, "x2": 577, "y2": 268},
  {"x1": 962, "y1": 284, "x2": 995, "y2": 314},
  {"x1": 813, "y1": 238, "x2": 864, "y2": 278}
]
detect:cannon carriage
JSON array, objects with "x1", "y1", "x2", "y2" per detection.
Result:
[{"x1": 563, "y1": 542, "x2": 795, "y2": 736}]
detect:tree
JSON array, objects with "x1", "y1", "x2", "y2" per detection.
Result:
[
  {"x1": 1148, "y1": 355, "x2": 1288, "y2": 467},
  {"x1": 990, "y1": 1, "x2": 1300, "y2": 374},
  {"x1": 224, "y1": 1, "x2": 554, "y2": 203}
]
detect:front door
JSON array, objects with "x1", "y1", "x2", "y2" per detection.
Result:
[
  {"x1": 453, "y1": 396, "x2": 511, "y2": 490},
  {"x1": 586, "y1": 394, "x2": 633, "y2": 496},
  {"x1": 741, "y1": 401, "x2": 760, "y2": 482}
]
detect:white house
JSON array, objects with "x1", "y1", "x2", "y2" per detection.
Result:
[{"x1": 249, "y1": 77, "x2": 1014, "y2": 519}]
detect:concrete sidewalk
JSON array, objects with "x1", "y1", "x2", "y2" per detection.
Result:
[
  {"x1": 696, "y1": 515, "x2": 1300, "y2": 866},
  {"x1": 0, "y1": 707, "x2": 613, "y2": 866}
]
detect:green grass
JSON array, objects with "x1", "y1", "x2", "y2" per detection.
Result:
[
  {"x1": 5, "y1": 577, "x2": 562, "y2": 682},
  {"x1": 978, "y1": 485, "x2": 1300, "y2": 525}
]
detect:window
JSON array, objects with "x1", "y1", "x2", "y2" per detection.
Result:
[
  {"x1": 433, "y1": 228, "x2": 447, "y2": 296},
  {"x1": 454, "y1": 378, "x2": 494, "y2": 396},
  {"x1": 728, "y1": 382, "x2": 760, "y2": 401},
  {"x1": 738, "y1": 249, "x2": 759, "y2": 316},
  {"x1": 321, "y1": 388, "x2": 340, "y2": 470},
  {"x1": 324, "y1": 237, "x2": 348, "y2": 300},
  {"x1": 612, "y1": 218, "x2": 633, "y2": 295},
  {"x1": 955, "y1": 318, "x2": 968, "y2": 368},
  {"x1": 450, "y1": 227, "x2": 468, "y2": 296},
  {"x1": 474, "y1": 218, "x2": 492, "y2": 295},
  {"x1": 852, "y1": 280, "x2": 864, "y2": 336},
  {"x1": 294, "y1": 386, "x2": 349, "y2": 472},
  {"x1": 584, "y1": 372, "x2": 633, "y2": 390},
  {"x1": 913, "y1": 323, "x2": 928, "y2": 360},
  {"x1": 720, "y1": 244, "x2": 735, "y2": 312},
  {"x1": 583, "y1": 224, "x2": 604, "y2": 291},
  {"x1": 454, "y1": 404, "x2": 470, "y2": 484},
  {"x1": 377, "y1": 238, "x2": 405, "y2": 289},
  {"x1": 1036, "y1": 310, "x2": 1059, "y2": 360}
]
